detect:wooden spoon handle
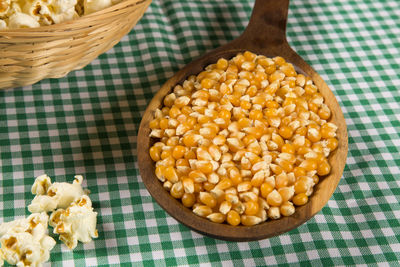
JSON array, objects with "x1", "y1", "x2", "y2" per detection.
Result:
[{"x1": 238, "y1": 0, "x2": 289, "y2": 48}]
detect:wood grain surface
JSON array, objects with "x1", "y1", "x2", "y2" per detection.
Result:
[{"x1": 138, "y1": 0, "x2": 348, "y2": 241}]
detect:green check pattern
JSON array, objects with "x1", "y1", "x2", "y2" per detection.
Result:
[{"x1": 1, "y1": 0, "x2": 400, "y2": 265}]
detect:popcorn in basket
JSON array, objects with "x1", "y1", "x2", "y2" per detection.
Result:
[{"x1": 0, "y1": 0, "x2": 152, "y2": 89}]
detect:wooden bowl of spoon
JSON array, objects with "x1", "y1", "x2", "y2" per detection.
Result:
[{"x1": 138, "y1": 0, "x2": 348, "y2": 241}]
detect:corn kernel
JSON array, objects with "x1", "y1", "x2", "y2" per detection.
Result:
[
  {"x1": 226, "y1": 210, "x2": 241, "y2": 226},
  {"x1": 150, "y1": 52, "x2": 338, "y2": 225},
  {"x1": 293, "y1": 193, "x2": 308, "y2": 206},
  {"x1": 182, "y1": 193, "x2": 196, "y2": 208}
]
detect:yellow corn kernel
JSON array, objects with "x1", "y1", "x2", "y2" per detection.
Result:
[
  {"x1": 226, "y1": 210, "x2": 241, "y2": 226},
  {"x1": 321, "y1": 123, "x2": 337, "y2": 139},
  {"x1": 273, "y1": 56, "x2": 286, "y2": 66},
  {"x1": 182, "y1": 193, "x2": 196, "y2": 208},
  {"x1": 182, "y1": 177, "x2": 194, "y2": 194},
  {"x1": 215, "y1": 178, "x2": 233, "y2": 190},
  {"x1": 308, "y1": 102, "x2": 319, "y2": 114},
  {"x1": 307, "y1": 127, "x2": 322, "y2": 143},
  {"x1": 163, "y1": 181, "x2": 172, "y2": 191},
  {"x1": 160, "y1": 150, "x2": 172, "y2": 160},
  {"x1": 181, "y1": 105, "x2": 193, "y2": 115},
  {"x1": 155, "y1": 166, "x2": 166, "y2": 182},
  {"x1": 317, "y1": 160, "x2": 331, "y2": 176},
  {"x1": 267, "y1": 189, "x2": 283, "y2": 207},
  {"x1": 196, "y1": 161, "x2": 214, "y2": 174},
  {"x1": 243, "y1": 51, "x2": 257, "y2": 61},
  {"x1": 170, "y1": 181, "x2": 184, "y2": 199},
  {"x1": 188, "y1": 170, "x2": 207, "y2": 183},
  {"x1": 276, "y1": 158, "x2": 293, "y2": 173},
  {"x1": 295, "y1": 126, "x2": 307, "y2": 136},
  {"x1": 225, "y1": 193, "x2": 239, "y2": 205},
  {"x1": 296, "y1": 74, "x2": 306, "y2": 87},
  {"x1": 297, "y1": 146, "x2": 312, "y2": 155},
  {"x1": 278, "y1": 187, "x2": 294, "y2": 202},
  {"x1": 207, "y1": 213, "x2": 226, "y2": 224},
  {"x1": 237, "y1": 181, "x2": 252, "y2": 192},
  {"x1": 304, "y1": 84, "x2": 317, "y2": 95},
  {"x1": 164, "y1": 166, "x2": 179, "y2": 183},
  {"x1": 149, "y1": 146, "x2": 161, "y2": 161},
  {"x1": 184, "y1": 150, "x2": 196, "y2": 160},
  {"x1": 203, "y1": 182, "x2": 215, "y2": 192},
  {"x1": 169, "y1": 106, "x2": 181, "y2": 119},
  {"x1": 269, "y1": 70, "x2": 285, "y2": 83},
  {"x1": 270, "y1": 164, "x2": 283, "y2": 175},
  {"x1": 219, "y1": 201, "x2": 232, "y2": 214},
  {"x1": 293, "y1": 193, "x2": 308, "y2": 206},
  {"x1": 199, "y1": 192, "x2": 217, "y2": 208},
  {"x1": 182, "y1": 134, "x2": 198, "y2": 147},
  {"x1": 216, "y1": 58, "x2": 228, "y2": 70},
  {"x1": 327, "y1": 137, "x2": 339, "y2": 151},
  {"x1": 244, "y1": 200, "x2": 259, "y2": 216},
  {"x1": 275, "y1": 172, "x2": 289, "y2": 189},
  {"x1": 172, "y1": 145, "x2": 186, "y2": 159},
  {"x1": 318, "y1": 105, "x2": 331, "y2": 120},
  {"x1": 280, "y1": 63, "x2": 296, "y2": 77},
  {"x1": 294, "y1": 178, "x2": 308, "y2": 194},
  {"x1": 193, "y1": 183, "x2": 203, "y2": 193},
  {"x1": 176, "y1": 158, "x2": 189, "y2": 168},
  {"x1": 293, "y1": 166, "x2": 306, "y2": 178},
  {"x1": 250, "y1": 170, "x2": 265, "y2": 187},
  {"x1": 159, "y1": 118, "x2": 169, "y2": 130},
  {"x1": 280, "y1": 201, "x2": 295, "y2": 216},
  {"x1": 212, "y1": 135, "x2": 226, "y2": 146},
  {"x1": 193, "y1": 205, "x2": 213, "y2": 217},
  {"x1": 281, "y1": 143, "x2": 295, "y2": 154},
  {"x1": 241, "y1": 215, "x2": 262, "y2": 226},
  {"x1": 149, "y1": 119, "x2": 160, "y2": 129},
  {"x1": 196, "y1": 147, "x2": 212, "y2": 161},
  {"x1": 163, "y1": 93, "x2": 176, "y2": 107},
  {"x1": 228, "y1": 167, "x2": 242, "y2": 185},
  {"x1": 272, "y1": 133, "x2": 284, "y2": 149},
  {"x1": 268, "y1": 206, "x2": 281, "y2": 220},
  {"x1": 300, "y1": 158, "x2": 318, "y2": 171}
]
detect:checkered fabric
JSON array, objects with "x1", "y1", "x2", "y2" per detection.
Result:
[{"x1": 1, "y1": 0, "x2": 400, "y2": 265}]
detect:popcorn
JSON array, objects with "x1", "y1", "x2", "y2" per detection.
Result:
[
  {"x1": 84, "y1": 0, "x2": 112, "y2": 14},
  {"x1": 8, "y1": 12, "x2": 40, "y2": 28},
  {"x1": 28, "y1": 174, "x2": 87, "y2": 213},
  {"x1": 0, "y1": 19, "x2": 6, "y2": 29},
  {"x1": 0, "y1": 0, "x2": 10, "y2": 16},
  {"x1": 49, "y1": 195, "x2": 98, "y2": 249},
  {"x1": 0, "y1": 0, "x2": 122, "y2": 29},
  {"x1": 22, "y1": 0, "x2": 78, "y2": 25},
  {"x1": 0, "y1": 213, "x2": 56, "y2": 266}
]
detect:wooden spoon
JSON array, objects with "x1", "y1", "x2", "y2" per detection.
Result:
[{"x1": 138, "y1": 0, "x2": 348, "y2": 241}]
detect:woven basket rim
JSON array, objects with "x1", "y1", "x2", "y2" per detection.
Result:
[{"x1": 0, "y1": 0, "x2": 150, "y2": 34}]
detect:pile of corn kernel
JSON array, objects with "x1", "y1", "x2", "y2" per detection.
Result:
[{"x1": 149, "y1": 51, "x2": 338, "y2": 226}]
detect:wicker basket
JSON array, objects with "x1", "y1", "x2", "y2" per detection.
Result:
[{"x1": 0, "y1": 0, "x2": 152, "y2": 89}]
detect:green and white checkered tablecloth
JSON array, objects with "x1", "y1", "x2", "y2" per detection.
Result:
[{"x1": 1, "y1": 0, "x2": 400, "y2": 266}]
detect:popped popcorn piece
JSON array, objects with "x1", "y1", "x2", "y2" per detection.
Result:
[
  {"x1": 0, "y1": 19, "x2": 6, "y2": 29},
  {"x1": 0, "y1": 0, "x2": 122, "y2": 29},
  {"x1": 0, "y1": 0, "x2": 11, "y2": 16},
  {"x1": 28, "y1": 174, "x2": 87, "y2": 213},
  {"x1": 8, "y1": 12, "x2": 40, "y2": 28},
  {"x1": 49, "y1": 195, "x2": 98, "y2": 249},
  {"x1": 0, "y1": 212, "x2": 56, "y2": 267},
  {"x1": 23, "y1": 0, "x2": 78, "y2": 25},
  {"x1": 84, "y1": 0, "x2": 112, "y2": 14}
]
